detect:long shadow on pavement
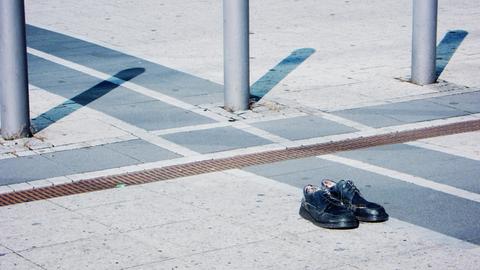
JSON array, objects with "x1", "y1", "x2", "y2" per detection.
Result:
[
  {"x1": 250, "y1": 48, "x2": 315, "y2": 101},
  {"x1": 436, "y1": 30, "x2": 468, "y2": 79},
  {"x1": 33, "y1": 68, "x2": 145, "y2": 132}
]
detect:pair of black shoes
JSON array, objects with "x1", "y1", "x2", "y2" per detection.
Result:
[{"x1": 299, "y1": 179, "x2": 388, "y2": 229}]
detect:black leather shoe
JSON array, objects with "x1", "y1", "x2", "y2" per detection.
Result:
[
  {"x1": 300, "y1": 184, "x2": 359, "y2": 229},
  {"x1": 322, "y1": 180, "x2": 389, "y2": 222}
]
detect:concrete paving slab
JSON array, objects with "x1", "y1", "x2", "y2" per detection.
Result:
[
  {"x1": 26, "y1": 25, "x2": 145, "y2": 69},
  {"x1": 126, "y1": 70, "x2": 223, "y2": 98},
  {"x1": 1, "y1": 140, "x2": 165, "y2": 186},
  {"x1": 291, "y1": 219, "x2": 480, "y2": 270},
  {"x1": 0, "y1": 244, "x2": 12, "y2": 255},
  {"x1": 0, "y1": 205, "x2": 110, "y2": 252},
  {"x1": 28, "y1": 54, "x2": 101, "y2": 98},
  {"x1": 27, "y1": 72, "x2": 102, "y2": 97},
  {"x1": 144, "y1": 236, "x2": 344, "y2": 270},
  {"x1": 103, "y1": 139, "x2": 181, "y2": 163},
  {"x1": 383, "y1": 98, "x2": 474, "y2": 122},
  {"x1": 27, "y1": 52, "x2": 83, "y2": 75},
  {"x1": 41, "y1": 145, "x2": 139, "y2": 175},
  {"x1": 336, "y1": 144, "x2": 480, "y2": 193},
  {"x1": 161, "y1": 126, "x2": 272, "y2": 154},
  {"x1": 75, "y1": 194, "x2": 211, "y2": 232},
  {"x1": 417, "y1": 131, "x2": 480, "y2": 159},
  {"x1": 244, "y1": 156, "x2": 329, "y2": 177},
  {"x1": 0, "y1": 253, "x2": 43, "y2": 270},
  {"x1": 269, "y1": 79, "x2": 430, "y2": 112},
  {"x1": 348, "y1": 245, "x2": 480, "y2": 270},
  {"x1": 78, "y1": 86, "x2": 155, "y2": 107},
  {"x1": 332, "y1": 106, "x2": 406, "y2": 128},
  {"x1": 28, "y1": 53, "x2": 216, "y2": 132},
  {"x1": 19, "y1": 233, "x2": 170, "y2": 270},
  {"x1": 341, "y1": 143, "x2": 455, "y2": 163},
  {"x1": 48, "y1": 185, "x2": 158, "y2": 211},
  {"x1": 0, "y1": 201, "x2": 69, "y2": 225},
  {"x1": 127, "y1": 216, "x2": 273, "y2": 257},
  {"x1": 0, "y1": 155, "x2": 70, "y2": 186},
  {"x1": 333, "y1": 98, "x2": 469, "y2": 128},
  {"x1": 251, "y1": 115, "x2": 357, "y2": 140},
  {"x1": 219, "y1": 195, "x2": 313, "y2": 236},
  {"x1": 141, "y1": 171, "x2": 294, "y2": 214},
  {"x1": 182, "y1": 92, "x2": 225, "y2": 106},
  {"x1": 26, "y1": 24, "x2": 224, "y2": 105},
  {"x1": 431, "y1": 90, "x2": 480, "y2": 113},
  {"x1": 120, "y1": 258, "x2": 188, "y2": 270},
  {"x1": 428, "y1": 165, "x2": 480, "y2": 191},
  {"x1": 29, "y1": 87, "x2": 135, "y2": 150},
  {"x1": 98, "y1": 100, "x2": 214, "y2": 131},
  {"x1": 29, "y1": 87, "x2": 74, "y2": 117},
  {"x1": 35, "y1": 116, "x2": 130, "y2": 146}
]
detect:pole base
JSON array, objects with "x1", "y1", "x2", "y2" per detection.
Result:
[{"x1": 1, "y1": 126, "x2": 32, "y2": 140}]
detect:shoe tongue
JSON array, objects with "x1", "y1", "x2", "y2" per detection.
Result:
[
  {"x1": 321, "y1": 182, "x2": 344, "y2": 204},
  {"x1": 336, "y1": 180, "x2": 356, "y2": 202},
  {"x1": 322, "y1": 179, "x2": 361, "y2": 204}
]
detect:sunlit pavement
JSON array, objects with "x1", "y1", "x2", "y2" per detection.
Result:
[{"x1": 1, "y1": 1, "x2": 479, "y2": 269}]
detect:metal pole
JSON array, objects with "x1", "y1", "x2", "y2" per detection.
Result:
[
  {"x1": 411, "y1": 0, "x2": 438, "y2": 85},
  {"x1": 0, "y1": 0, "x2": 31, "y2": 139},
  {"x1": 223, "y1": 0, "x2": 250, "y2": 111}
]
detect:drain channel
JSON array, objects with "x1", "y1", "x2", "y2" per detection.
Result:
[{"x1": 1, "y1": 119, "x2": 479, "y2": 207}]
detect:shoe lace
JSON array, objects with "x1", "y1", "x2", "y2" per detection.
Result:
[
  {"x1": 345, "y1": 180, "x2": 361, "y2": 195},
  {"x1": 321, "y1": 190, "x2": 344, "y2": 206},
  {"x1": 338, "y1": 180, "x2": 361, "y2": 210}
]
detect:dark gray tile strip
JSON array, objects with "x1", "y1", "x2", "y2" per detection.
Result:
[
  {"x1": 332, "y1": 92, "x2": 480, "y2": 128},
  {"x1": 28, "y1": 54, "x2": 215, "y2": 131},
  {"x1": 26, "y1": 25, "x2": 223, "y2": 105},
  {"x1": 336, "y1": 144, "x2": 480, "y2": 193},
  {"x1": 0, "y1": 140, "x2": 179, "y2": 186},
  {"x1": 251, "y1": 115, "x2": 358, "y2": 140},
  {"x1": 161, "y1": 127, "x2": 273, "y2": 154},
  {"x1": 245, "y1": 157, "x2": 480, "y2": 245}
]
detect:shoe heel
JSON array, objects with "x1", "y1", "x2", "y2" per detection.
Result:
[{"x1": 299, "y1": 204, "x2": 314, "y2": 222}]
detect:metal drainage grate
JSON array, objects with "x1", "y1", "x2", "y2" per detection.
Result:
[{"x1": 1, "y1": 119, "x2": 479, "y2": 207}]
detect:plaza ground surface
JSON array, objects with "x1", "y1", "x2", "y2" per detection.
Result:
[{"x1": 1, "y1": 0, "x2": 479, "y2": 269}]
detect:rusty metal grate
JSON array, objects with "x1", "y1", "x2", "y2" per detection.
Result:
[{"x1": 1, "y1": 119, "x2": 480, "y2": 207}]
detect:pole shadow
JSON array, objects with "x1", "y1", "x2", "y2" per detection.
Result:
[
  {"x1": 250, "y1": 48, "x2": 315, "y2": 102},
  {"x1": 32, "y1": 68, "x2": 145, "y2": 132},
  {"x1": 436, "y1": 30, "x2": 468, "y2": 79}
]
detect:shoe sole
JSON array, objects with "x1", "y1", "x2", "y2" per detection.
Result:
[
  {"x1": 299, "y1": 205, "x2": 359, "y2": 229},
  {"x1": 356, "y1": 215, "x2": 389, "y2": 223}
]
